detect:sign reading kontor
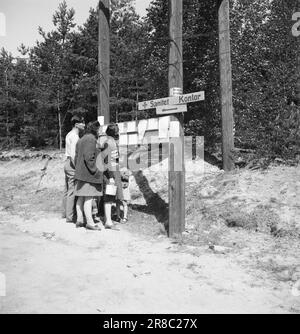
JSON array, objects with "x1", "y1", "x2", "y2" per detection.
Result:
[{"x1": 138, "y1": 91, "x2": 205, "y2": 111}]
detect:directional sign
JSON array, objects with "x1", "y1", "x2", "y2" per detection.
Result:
[
  {"x1": 138, "y1": 91, "x2": 205, "y2": 111},
  {"x1": 138, "y1": 97, "x2": 171, "y2": 111},
  {"x1": 156, "y1": 104, "x2": 187, "y2": 115},
  {"x1": 172, "y1": 91, "x2": 205, "y2": 105}
]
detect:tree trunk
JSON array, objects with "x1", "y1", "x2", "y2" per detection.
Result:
[
  {"x1": 5, "y1": 69, "x2": 9, "y2": 141},
  {"x1": 57, "y1": 93, "x2": 62, "y2": 151}
]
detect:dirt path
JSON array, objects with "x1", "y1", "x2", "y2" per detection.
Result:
[
  {"x1": 0, "y1": 212, "x2": 298, "y2": 314},
  {"x1": 0, "y1": 157, "x2": 299, "y2": 314}
]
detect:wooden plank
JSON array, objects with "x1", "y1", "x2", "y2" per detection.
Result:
[
  {"x1": 218, "y1": 0, "x2": 234, "y2": 171},
  {"x1": 168, "y1": 0, "x2": 185, "y2": 238},
  {"x1": 98, "y1": 0, "x2": 110, "y2": 124}
]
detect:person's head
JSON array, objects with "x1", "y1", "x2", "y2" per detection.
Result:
[
  {"x1": 106, "y1": 123, "x2": 119, "y2": 141},
  {"x1": 85, "y1": 121, "x2": 100, "y2": 138},
  {"x1": 71, "y1": 115, "x2": 85, "y2": 131}
]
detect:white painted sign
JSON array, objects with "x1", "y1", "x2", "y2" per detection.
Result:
[
  {"x1": 138, "y1": 119, "x2": 147, "y2": 140},
  {"x1": 119, "y1": 134, "x2": 128, "y2": 146},
  {"x1": 170, "y1": 87, "x2": 183, "y2": 97},
  {"x1": 156, "y1": 104, "x2": 187, "y2": 115},
  {"x1": 138, "y1": 91, "x2": 205, "y2": 111},
  {"x1": 128, "y1": 133, "x2": 138, "y2": 145},
  {"x1": 169, "y1": 121, "x2": 180, "y2": 137},
  {"x1": 98, "y1": 116, "x2": 105, "y2": 126},
  {"x1": 127, "y1": 121, "x2": 137, "y2": 133},
  {"x1": 172, "y1": 91, "x2": 205, "y2": 105},
  {"x1": 138, "y1": 97, "x2": 171, "y2": 111},
  {"x1": 118, "y1": 123, "x2": 125, "y2": 133},
  {"x1": 158, "y1": 116, "x2": 170, "y2": 139},
  {"x1": 147, "y1": 118, "x2": 159, "y2": 130}
]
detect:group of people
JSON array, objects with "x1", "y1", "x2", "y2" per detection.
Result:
[{"x1": 62, "y1": 115, "x2": 130, "y2": 231}]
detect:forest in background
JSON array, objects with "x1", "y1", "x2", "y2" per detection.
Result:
[{"x1": 0, "y1": 0, "x2": 299, "y2": 162}]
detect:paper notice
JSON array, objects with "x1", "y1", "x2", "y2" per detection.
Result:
[
  {"x1": 158, "y1": 116, "x2": 170, "y2": 139},
  {"x1": 118, "y1": 122, "x2": 125, "y2": 134},
  {"x1": 147, "y1": 118, "x2": 158, "y2": 130},
  {"x1": 138, "y1": 119, "x2": 148, "y2": 140},
  {"x1": 119, "y1": 134, "x2": 128, "y2": 146},
  {"x1": 127, "y1": 121, "x2": 137, "y2": 133},
  {"x1": 98, "y1": 116, "x2": 105, "y2": 126},
  {"x1": 169, "y1": 121, "x2": 180, "y2": 137},
  {"x1": 128, "y1": 133, "x2": 138, "y2": 145}
]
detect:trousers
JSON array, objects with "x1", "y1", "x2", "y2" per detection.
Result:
[{"x1": 62, "y1": 159, "x2": 76, "y2": 222}]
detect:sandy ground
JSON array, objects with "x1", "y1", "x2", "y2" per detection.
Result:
[
  {"x1": 0, "y1": 217, "x2": 298, "y2": 314},
  {"x1": 0, "y1": 153, "x2": 300, "y2": 314}
]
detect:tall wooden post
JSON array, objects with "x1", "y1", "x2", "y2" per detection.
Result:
[
  {"x1": 168, "y1": 0, "x2": 185, "y2": 238},
  {"x1": 98, "y1": 0, "x2": 110, "y2": 124},
  {"x1": 218, "y1": 0, "x2": 234, "y2": 171}
]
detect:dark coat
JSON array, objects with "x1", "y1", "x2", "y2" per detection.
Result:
[{"x1": 74, "y1": 133, "x2": 103, "y2": 184}]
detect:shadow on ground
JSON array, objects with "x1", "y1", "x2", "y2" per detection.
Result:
[{"x1": 131, "y1": 170, "x2": 168, "y2": 231}]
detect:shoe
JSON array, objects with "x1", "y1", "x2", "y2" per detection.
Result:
[
  {"x1": 93, "y1": 216, "x2": 103, "y2": 224},
  {"x1": 112, "y1": 215, "x2": 121, "y2": 223},
  {"x1": 76, "y1": 222, "x2": 85, "y2": 228},
  {"x1": 120, "y1": 218, "x2": 128, "y2": 224},
  {"x1": 105, "y1": 224, "x2": 120, "y2": 231},
  {"x1": 104, "y1": 221, "x2": 115, "y2": 229},
  {"x1": 86, "y1": 223, "x2": 102, "y2": 231}
]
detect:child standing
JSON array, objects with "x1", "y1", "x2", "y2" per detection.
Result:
[{"x1": 118, "y1": 168, "x2": 131, "y2": 223}]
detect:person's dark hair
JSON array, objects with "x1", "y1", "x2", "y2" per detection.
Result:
[
  {"x1": 71, "y1": 115, "x2": 84, "y2": 128},
  {"x1": 85, "y1": 121, "x2": 100, "y2": 137},
  {"x1": 106, "y1": 123, "x2": 119, "y2": 140}
]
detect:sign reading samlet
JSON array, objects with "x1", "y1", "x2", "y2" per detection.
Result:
[{"x1": 138, "y1": 97, "x2": 171, "y2": 111}]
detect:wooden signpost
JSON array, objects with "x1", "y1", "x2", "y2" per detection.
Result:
[
  {"x1": 218, "y1": 0, "x2": 234, "y2": 171},
  {"x1": 168, "y1": 0, "x2": 185, "y2": 238},
  {"x1": 98, "y1": 0, "x2": 110, "y2": 125},
  {"x1": 97, "y1": 0, "x2": 234, "y2": 238}
]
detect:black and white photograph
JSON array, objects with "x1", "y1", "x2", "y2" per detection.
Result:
[{"x1": 0, "y1": 0, "x2": 299, "y2": 316}]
